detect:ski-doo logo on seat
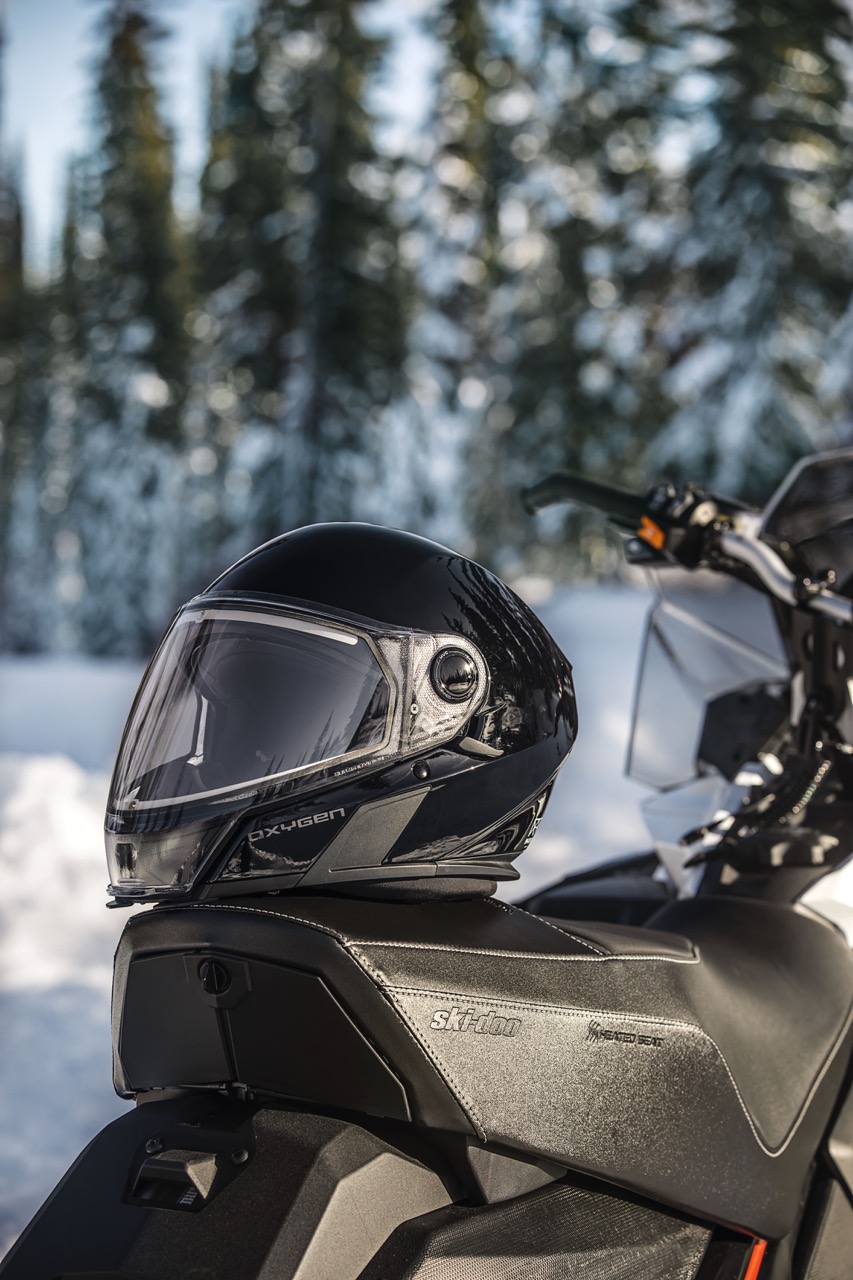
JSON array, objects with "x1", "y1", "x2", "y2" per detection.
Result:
[
  {"x1": 430, "y1": 1007, "x2": 521, "y2": 1037},
  {"x1": 586, "y1": 1020, "x2": 663, "y2": 1048}
]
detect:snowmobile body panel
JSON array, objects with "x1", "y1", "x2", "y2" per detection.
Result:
[
  {"x1": 110, "y1": 892, "x2": 853, "y2": 1240},
  {"x1": 0, "y1": 1092, "x2": 728, "y2": 1280}
]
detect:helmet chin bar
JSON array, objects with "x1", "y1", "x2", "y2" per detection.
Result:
[{"x1": 198, "y1": 773, "x2": 556, "y2": 903}]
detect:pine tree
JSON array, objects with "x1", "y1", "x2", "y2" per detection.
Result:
[
  {"x1": 66, "y1": 1, "x2": 188, "y2": 655},
  {"x1": 196, "y1": 32, "x2": 300, "y2": 410},
  {"x1": 194, "y1": 0, "x2": 408, "y2": 556},
  {"x1": 0, "y1": 158, "x2": 23, "y2": 466},
  {"x1": 399, "y1": 0, "x2": 504, "y2": 548},
  {"x1": 0, "y1": 16, "x2": 29, "y2": 645},
  {"x1": 192, "y1": 4, "x2": 318, "y2": 563},
  {"x1": 16, "y1": 164, "x2": 98, "y2": 654},
  {"x1": 649, "y1": 0, "x2": 853, "y2": 502},
  {"x1": 292, "y1": 0, "x2": 408, "y2": 526},
  {"x1": 90, "y1": 0, "x2": 188, "y2": 442},
  {"x1": 469, "y1": 0, "x2": 673, "y2": 575},
  {"x1": 1, "y1": 285, "x2": 72, "y2": 652}
]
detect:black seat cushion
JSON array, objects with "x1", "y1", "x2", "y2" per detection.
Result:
[
  {"x1": 116, "y1": 892, "x2": 853, "y2": 1238},
  {"x1": 643, "y1": 896, "x2": 853, "y2": 1152}
]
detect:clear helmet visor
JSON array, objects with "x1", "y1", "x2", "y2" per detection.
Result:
[
  {"x1": 110, "y1": 605, "x2": 392, "y2": 812},
  {"x1": 106, "y1": 601, "x2": 489, "y2": 898}
]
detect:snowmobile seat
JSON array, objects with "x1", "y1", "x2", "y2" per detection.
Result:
[{"x1": 113, "y1": 892, "x2": 853, "y2": 1240}]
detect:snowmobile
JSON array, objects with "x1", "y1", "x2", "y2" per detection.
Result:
[{"x1": 4, "y1": 449, "x2": 853, "y2": 1279}]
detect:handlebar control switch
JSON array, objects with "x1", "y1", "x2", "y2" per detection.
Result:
[
  {"x1": 688, "y1": 500, "x2": 719, "y2": 528},
  {"x1": 633, "y1": 482, "x2": 721, "y2": 568},
  {"x1": 801, "y1": 568, "x2": 838, "y2": 596},
  {"x1": 637, "y1": 516, "x2": 667, "y2": 552},
  {"x1": 645, "y1": 481, "x2": 680, "y2": 515}
]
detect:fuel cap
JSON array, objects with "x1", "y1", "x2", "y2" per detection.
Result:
[{"x1": 199, "y1": 960, "x2": 231, "y2": 995}]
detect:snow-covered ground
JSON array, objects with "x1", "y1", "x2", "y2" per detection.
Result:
[{"x1": 0, "y1": 657, "x2": 145, "y2": 1253}]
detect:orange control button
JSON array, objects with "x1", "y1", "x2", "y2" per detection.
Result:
[{"x1": 638, "y1": 515, "x2": 666, "y2": 550}]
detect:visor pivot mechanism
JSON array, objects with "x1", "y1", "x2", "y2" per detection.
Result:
[{"x1": 431, "y1": 649, "x2": 479, "y2": 703}]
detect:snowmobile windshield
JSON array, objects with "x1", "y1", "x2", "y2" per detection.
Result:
[
  {"x1": 629, "y1": 450, "x2": 853, "y2": 793},
  {"x1": 110, "y1": 605, "x2": 392, "y2": 812},
  {"x1": 761, "y1": 448, "x2": 853, "y2": 596},
  {"x1": 627, "y1": 570, "x2": 790, "y2": 791}
]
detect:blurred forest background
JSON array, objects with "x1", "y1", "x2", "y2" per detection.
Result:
[{"x1": 2, "y1": 0, "x2": 853, "y2": 657}]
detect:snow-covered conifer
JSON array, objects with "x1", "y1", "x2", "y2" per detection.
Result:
[
  {"x1": 650, "y1": 0, "x2": 853, "y2": 501},
  {"x1": 65, "y1": 1, "x2": 188, "y2": 655},
  {"x1": 397, "y1": 0, "x2": 506, "y2": 548},
  {"x1": 471, "y1": 0, "x2": 672, "y2": 575},
  {"x1": 193, "y1": 0, "x2": 408, "y2": 559},
  {"x1": 0, "y1": 16, "x2": 30, "y2": 644}
]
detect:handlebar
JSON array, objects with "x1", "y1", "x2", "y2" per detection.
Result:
[
  {"x1": 521, "y1": 473, "x2": 647, "y2": 531},
  {"x1": 523, "y1": 470, "x2": 853, "y2": 625},
  {"x1": 718, "y1": 533, "x2": 853, "y2": 624}
]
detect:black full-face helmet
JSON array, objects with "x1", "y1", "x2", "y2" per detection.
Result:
[{"x1": 106, "y1": 524, "x2": 577, "y2": 903}]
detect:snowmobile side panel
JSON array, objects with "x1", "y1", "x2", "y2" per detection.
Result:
[
  {"x1": 0, "y1": 1097, "x2": 452, "y2": 1280},
  {"x1": 119, "y1": 950, "x2": 412, "y2": 1121},
  {"x1": 356, "y1": 1178, "x2": 712, "y2": 1280},
  {"x1": 795, "y1": 1176, "x2": 853, "y2": 1279}
]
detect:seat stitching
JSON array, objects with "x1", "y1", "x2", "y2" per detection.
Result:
[
  {"x1": 357, "y1": 941, "x2": 699, "y2": 964},
  {"x1": 147, "y1": 901, "x2": 686, "y2": 961},
  {"x1": 153, "y1": 902, "x2": 487, "y2": 1140},
  {"x1": 484, "y1": 899, "x2": 513, "y2": 914},
  {"x1": 348, "y1": 944, "x2": 487, "y2": 1138},
  {"x1": 483, "y1": 897, "x2": 607, "y2": 955},
  {"x1": 382, "y1": 982, "x2": 853, "y2": 1160},
  {"x1": 485, "y1": 897, "x2": 700, "y2": 962}
]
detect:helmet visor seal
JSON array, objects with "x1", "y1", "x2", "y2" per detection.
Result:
[{"x1": 111, "y1": 605, "x2": 391, "y2": 811}]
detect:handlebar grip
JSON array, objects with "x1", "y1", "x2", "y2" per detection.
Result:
[{"x1": 521, "y1": 472, "x2": 647, "y2": 531}]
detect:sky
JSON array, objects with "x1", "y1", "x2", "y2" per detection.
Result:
[
  {"x1": 3, "y1": 0, "x2": 246, "y2": 273},
  {"x1": 2, "y1": 0, "x2": 433, "y2": 277}
]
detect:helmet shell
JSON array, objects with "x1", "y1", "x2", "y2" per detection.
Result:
[{"x1": 106, "y1": 524, "x2": 576, "y2": 901}]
